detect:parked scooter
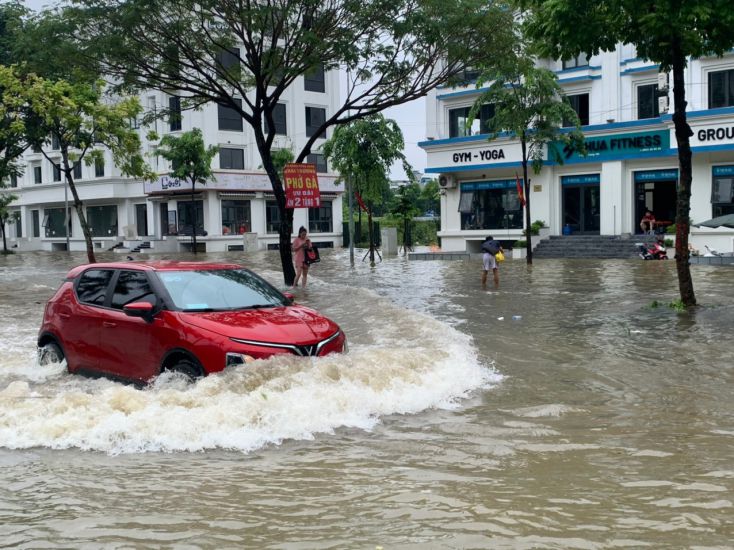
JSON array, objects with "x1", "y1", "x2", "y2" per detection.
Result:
[{"x1": 636, "y1": 238, "x2": 668, "y2": 260}]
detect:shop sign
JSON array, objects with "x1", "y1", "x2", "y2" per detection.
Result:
[
  {"x1": 686, "y1": 122, "x2": 734, "y2": 148},
  {"x1": 461, "y1": 179, "x2": 521, "y2": 191},
  {"x1": 284, "y1": 163, "x2": 320, "y2": 208},
  {"x1": 561, "y1": 174, "x2": 600, "y2": 185},
  {"x1": 425, "y1": 141, "x2": 524, "y2": 170},
  {"x1": 557, "y1": 130, "x2": 669, "y2": 162},
  {"x1": 145, "y1": 171, "x2": 341, "y2": 194},
  {"x1": 634, "y1": 169, "x2": 678, "y2": 182},
  {"x1": 713, "y1": 165, "x2": 734, "y2": 177}
]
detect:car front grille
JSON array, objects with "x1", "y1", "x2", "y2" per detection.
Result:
[{"x1": 230, "y1": 330, "x2": 341, "y2": 357}]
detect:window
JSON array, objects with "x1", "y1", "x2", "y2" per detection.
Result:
[
  {"x1": 73, "y1": 162, "x2": 82, "y2": 180},
  {"x1": 308, "y1": 200, "x2": 332, "y2": 233},
  {"x1": 265, "y1": 200, "x2": 281, "y2": 233},
  {"x1": 709, "y1": 68, "x2": 734, "y2": 108},
  {"x1": 448, "y1": 104, "x2": 494, "y2": 138},
  {"x1": 459, "y1": 186, "x2": 523, "y2": 230},
  {"x1": 221, "y1": 199, "x2": 251, "y2": 234},
  {"x1": 562, "y1": 53, "x2": 589, "y2": 70},
  {"x1": 305, "y1": 106, "x2": 326, "y2": 138},
  {"x1": 86, "y1": 205, "x2": 118, "y2": 237},
  {"x1": 216, "y1": 47, "x2": 240, "y2": 72},
  {"x1": 307, "y1": 153, "x2": 327, "y2": 173},
  {"x1": 51, "y1": 133, "x2": 61, "y2": 150},
  {"x1": 637, "y1": 83, "x2": 660, "y2": 119},
  {"x1": 53, "y1": 163, "x2": 62, "y2": 182},
  {"x1": 218, "y1": 98, "x2": 243, "y2": 131},
  {"x1": 111, "y1": 271, "x2": 155, "y2": 309},
  {"x1": 76, "y1": 269, "x2": 114, "y2": 306},
  {"x1": 458, "y1": 67, "x2": 481, "y2": 83},
  {"x1": 712, "y1": 173, "x2": 734, "y2": 217},
  {"x1": 32, "y1": 210, "x2": 40, "y2": 238},
  {"x1": 177, "y1": 200, "x2": 204, "y2": 235},
  {"x1": 564, "y1": 93, "x2": 589, "y2": 126},
  {"x1": 43, "y1": 208, "x2": 71, "y2": 237},
  {"x1": 95, "y1": 157, "x2": 105, "y2": 178},
  {"x1": 9, "y1": 174, "x2": 17, "y2": 188},
  {"x1": 304, "y1": 63, "x2": 325, "y2": 93},
  {"x1": 15, "y1": 215, "x2": 21, "y2": 238},
  {"x1": 32, "y1": 143, "x2": 42, "y2": 153},
  {"x1": 264, "y1": 103, "x2": 287, "y2": 136},
  {"x1": 219, "y1": 148, "x2": 245, "y2": 170},
  {"x1": 33, "y1": 165, "x2": 42, "y2": 184},
  {"x1": 169, "y1": 96, "x2": 182, "y2": 131}
]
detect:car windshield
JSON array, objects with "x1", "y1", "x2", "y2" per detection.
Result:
[{"x1": 158, "y1": 269, "x2": 288, "y2": 311}]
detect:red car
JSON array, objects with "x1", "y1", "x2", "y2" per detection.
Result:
[{"x1": 37, "y1": 261, "x2": 347, "y2": 384}]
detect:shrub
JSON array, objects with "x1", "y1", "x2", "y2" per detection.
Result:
[
  {"x1": 514, "y1": 239, "x2": 527, "y2": 248},
  {"x1": 664, "y1": 238, "x2": 674, "y2": 247}
]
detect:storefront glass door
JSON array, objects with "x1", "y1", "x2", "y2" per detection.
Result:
[{"x1": 562, "y1": 185, "x2": 600, "y2": 234}]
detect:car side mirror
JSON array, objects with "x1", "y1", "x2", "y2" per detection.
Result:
[
  {"x1": 123, "y1": 301, "x2": 155, "y2": 322},
  {"x1": 283, "y1": 292, "x2": 295, "y2": 305}
]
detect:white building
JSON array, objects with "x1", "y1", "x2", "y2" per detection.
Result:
[
  {"x1": 421, "y1": 47, "x2": 734, "y2": 254},
  {"x1": 4, "y1": 65, "x2": 344, "y2": 254}
]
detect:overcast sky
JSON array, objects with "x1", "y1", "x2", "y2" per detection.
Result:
[{"x1": 21, "y1": 0, "x2": 427, "y2": 179}]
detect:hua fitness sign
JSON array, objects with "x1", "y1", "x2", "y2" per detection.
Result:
[{"x1": 557, "y1": 130, "x2": 669, "y2": 162}]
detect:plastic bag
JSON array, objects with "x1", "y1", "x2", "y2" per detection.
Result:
[
  {"x1": 495, "y1": 250, "x2": 505, "y2": 262},
  {"x1": 305, "y1": 247, "x2": 320, "y2": 265}
]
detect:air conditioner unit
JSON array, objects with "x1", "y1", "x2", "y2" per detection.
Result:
[
  {"x1": 658, "y1": 95, "x2": 669, "y2": 114},
  {"x1": 438, "y1": 175, "x2": 456, "y2": 189},
  {"x1": 657, "y1": 71, "x2": 669, "y2": 92}
]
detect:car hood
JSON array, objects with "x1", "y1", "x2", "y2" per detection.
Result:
[{"x1": 178, "y1": 305, "x2": 339, "y2": 344}]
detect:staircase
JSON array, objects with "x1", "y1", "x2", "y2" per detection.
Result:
[
  {"x1": 532, "y1": 234, "x2": 662, "y2": 259},
  {"x1": 131, "y1": 241, "x2": 151, "y2": 253}
]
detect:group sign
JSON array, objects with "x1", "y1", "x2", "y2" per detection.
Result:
[{"x1": 284, "y1": 163, "x2": 320, "y2": 208}]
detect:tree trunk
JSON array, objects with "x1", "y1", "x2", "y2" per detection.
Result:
[
  {"x1": 1, "y1": 222, "x2": 7, "y2": 253},
  {"x1": 63, "y1": 153, "x2": 96, "y2": 263},
  {"x1": 521, "y1": 139, "x2": 533, "y2": 265},
  {"x1": 671, "y1": 40, "x2": 696, "y2": 307},
  {"x1": 190, "y1": 180, "x2": 197, "y2": 254},
  {"x1": 368, "y1": 207, "x2": 375, "y2": 266}
]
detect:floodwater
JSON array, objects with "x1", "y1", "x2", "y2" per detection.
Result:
[{"x1": 1, "y1": 249, "x2": 733, "y2": 548}]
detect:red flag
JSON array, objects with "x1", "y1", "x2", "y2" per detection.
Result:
[
  {"x1": 355, "y1": 191, "x2": 369, "y2": 212},
  {"x1": 515, "y1": 172, "x2": 526, "y2": 207}
]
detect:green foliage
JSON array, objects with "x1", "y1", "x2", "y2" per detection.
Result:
[
  {"x1": 650, "y1": 300, "x2": 660, "y2": 309},
  {"x1": 157, "y1": 129, "x2": 218, "y2": 186},
  {"x1": 514, "y1": 239, "x2": 527, "y2": 248},
  {"x1": 669, "y1": 299, "x2": 686, "y2": 312},
  {"x1": 525, "y1": 219, "x2": 546, "y2": 236},
  {"x1": 664, "y1": 238, "x2": 674, "y2": 248}
]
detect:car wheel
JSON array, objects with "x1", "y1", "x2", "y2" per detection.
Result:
[
  {"x1": 165, "y1": 358, "x2": 202, "y2": 383},
  {"x1": 39, "y1": 342, "x2": 64, "y2": 366}
]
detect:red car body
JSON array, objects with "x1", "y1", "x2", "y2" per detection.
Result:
[{"x1": 38, "y1": 261, "x2": 346, "y2": 384}]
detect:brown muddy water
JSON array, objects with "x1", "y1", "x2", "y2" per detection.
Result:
[{"x1": 1, "y1": 250, "x2": 733, "y2": 549}]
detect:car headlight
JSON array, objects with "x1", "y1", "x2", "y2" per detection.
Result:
[{"x1": 226, "y1": 352, "x2": 256, "y2": 368}]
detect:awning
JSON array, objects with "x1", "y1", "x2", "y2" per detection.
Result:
[{"x1": 694, "y1": 213, "x2": 734, "y2": 229}]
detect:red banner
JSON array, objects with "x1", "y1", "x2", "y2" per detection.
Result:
[
  {"x1": 284, "y1": 163, "x2": 320, "y2": 208},
  {"x1": 355, "y1": 191, "x2": 368, "y2": 212},
  {"x1": 515, "y1": 172, "x2": 526, "y2": 207}
]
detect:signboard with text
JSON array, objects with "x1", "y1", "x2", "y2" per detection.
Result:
[{"x1": 284, "y1": 163, "x2": 320, "y2": 208}]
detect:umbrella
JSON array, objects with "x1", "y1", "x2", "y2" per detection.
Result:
[{"x1": 694, "y1": 213, "x2": 734, "y2": 229}]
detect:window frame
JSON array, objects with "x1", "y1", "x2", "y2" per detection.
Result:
[
  {"x1": 308, "y1": 200, "x2": 333, "y2": 233},
  {"x1": 637, "y1": 83, "x2": 660, "y2": 120},
  {"x1": 265, "y1": 200, "x2": 282, "y2": 233},
  {"x1": 304, "y1": 63, "x2": 326, "y2": 93},
  {"x1": 708, "y1": 68, "x2": 734, "y2": 109},
  {"x1": 169, "y1": 95, "x2": 182, "y2": 132},
  {"x1": 305, "y1": 106, "x2": 326, "y2": 138},
  {"x1": 307, "y1": 153, "x2": 327, "y2": 173},
  {"x1": 75, "y1": 269, "x2": 115, "y2": 307},
  {"x1": 218, "y1": 98, "x2": 243, "y2": 132},
  {"x1": 562, "y1": 53, "x2": 590, "y2": 70},
  {"x1": 564, "y1": 93, "x2": 590, "y2": 126},
  {"x1": 219, "y1": 147, "x2": 245, "y2": 170}
]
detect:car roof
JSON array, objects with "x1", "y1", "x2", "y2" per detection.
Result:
[{"x1": 66, "y1": 261, "x2": 244, "y2": 278}]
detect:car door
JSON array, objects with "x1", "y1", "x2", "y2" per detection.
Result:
[
  {"x1": 95, "y1": 269, "x2": 162, "y2": 381},
  {"x1": 64, "y1": 269, "x2": 114, "y2": 373}
]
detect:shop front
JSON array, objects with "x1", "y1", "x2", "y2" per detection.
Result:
[{"x1": 561, "y1": 174, "x2": 600, "y2": 234}]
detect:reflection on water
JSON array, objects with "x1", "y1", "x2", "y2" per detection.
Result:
[{"x1": 1, "y1": 250, "x2": 733, "y2": 547}]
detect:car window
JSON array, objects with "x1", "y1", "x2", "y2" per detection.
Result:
[
  {"x1": 76, "y1": 269, "x2": 114, "y2": 306},
  {"x1": 111, "y1": 270, "x2": 156, "y2": 309},
  {"x1": 158, "y1": 269, "x2": 286, "y2": 311}
]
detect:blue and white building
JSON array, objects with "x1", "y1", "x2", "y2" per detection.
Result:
[{"x1": 421, "y1": 47, "x2": 734, "y2": 254}]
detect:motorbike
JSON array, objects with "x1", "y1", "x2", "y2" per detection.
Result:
[{"x1": 636, "y1": 239, "x2": 668, "y2": 260}]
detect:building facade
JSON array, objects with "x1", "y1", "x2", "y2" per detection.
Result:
[
  {"x1": 4, "y1": 65, "x2": 344, "y2": 254},
  {"x1": 421, "y1": 46, "x2": 734, "y2": 254}
]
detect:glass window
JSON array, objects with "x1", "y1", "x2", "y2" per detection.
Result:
[
  {"x1": 43, "y1": 207, "x2": 71, "y2": 237},
  {"x1": 73, "y1": 162, "x2": 82, "y2": 180},
  {"x1": 219, "y1": 148, "x2": 245, "y2": 169},
  {"x1": 305, "y1": 106, "x2": 326, "y2": 138},
  {"x1": 304, "y1": 63, "x2": 325, "y2": 92},
  {"x1": 33, "y1": 165, "x2": 42, "y2": 184},
  {"x1": 86, "y1": 205, "x2": 118, "y2": 237},
  {"x1": 564, "y1": 93, "x2": 589, "y2": 126},
  {"x1": 9, "y1": 173, "x2": 17, "y2": 187},
  {"x1": 637, "y1": 84, "x2": 660, "y2": 120},
  {"x1": 264, "y1": 103, "x2": 287, "y2": 136},
  {"x1": 308, "y1": 200, "x2": 332, "y2": 233},
  {"x1": 51, "y1": 133, "x2": 61, "y2": 150},
  {"x1": 218, "y1": 98, "x2": 243, "y2": 131},
  {"x1": 709, "y1": 68, "x2": 734, "y2": 109},
  {"x1": 76, "y1": 269, "x2": 114, "y2": 306},
  {"x1": 111, "y1": 271, "x2": 155, "y2": 309},
  {"x1": 216, "y1": 47, "x2": 240, "y2": 71},
  {"x1": 169, "y1": 96, "x2": 182, "y2": 131},
  {"x1": 32, "y1": 210, "x2": 40, "y2": 238},
  {"x1": 95, "y1": 157, "x2": 105, "y2": 177},
  {"x1": 712, "y1": 175, "x2": 734, "y2": 217},
  {"x1": 562, "y1": 53, "x2": 589, "y2": 70},
  {"x1": 265, "y1": 200, "x2": 281, "y2": 233},
  {"x1": 460, "y1": 188, "x2": 523, "y2": 230},
  {"x1": 177, "y1": 200, "x2": 204, "y2": 235},
  {"x1": 448, "y1": 105, "x2": 494, "y2": 138},
  {"x1": 221, "y1": 199, "x2": 251, "y2": 234},
  {"x1": 53, "y1": 163, "x2": 62, "y2": 182},
  {"x1": 307, "y1": 153, "x2": 327, "y2": 173}
]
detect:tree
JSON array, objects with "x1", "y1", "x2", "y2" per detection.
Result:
[
  {"x1": 0, "y1": 190, "x2": 18, "y2": 253},
  {"x1": 519, "y1": 0, "x2": 734, "y2": 305},
  {"x1": 470, "y1": 55, "x2": 585, "y2": 264},
  {"x1": 1, "y1": 69, "x2": 154, "y2": 263},
  {"x1": 420, "y1": 178, "x2": 440, "y2": 216},
  {"x1": 390, "y1": 184, "x2": 421, "y2": 254},
  {"x1": 154, "y1": 129, "x2": 218, "y2": 254},
  {"x1": 323, "y1": 114, "x2": 412, "y2": 265},
  {"x1": 62, "y1": 0, "x2": 516, "y2": 284}
]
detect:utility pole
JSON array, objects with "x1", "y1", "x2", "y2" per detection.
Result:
[{"x1": 347, "y1": 175, "x2": 355, "y2": 266}]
